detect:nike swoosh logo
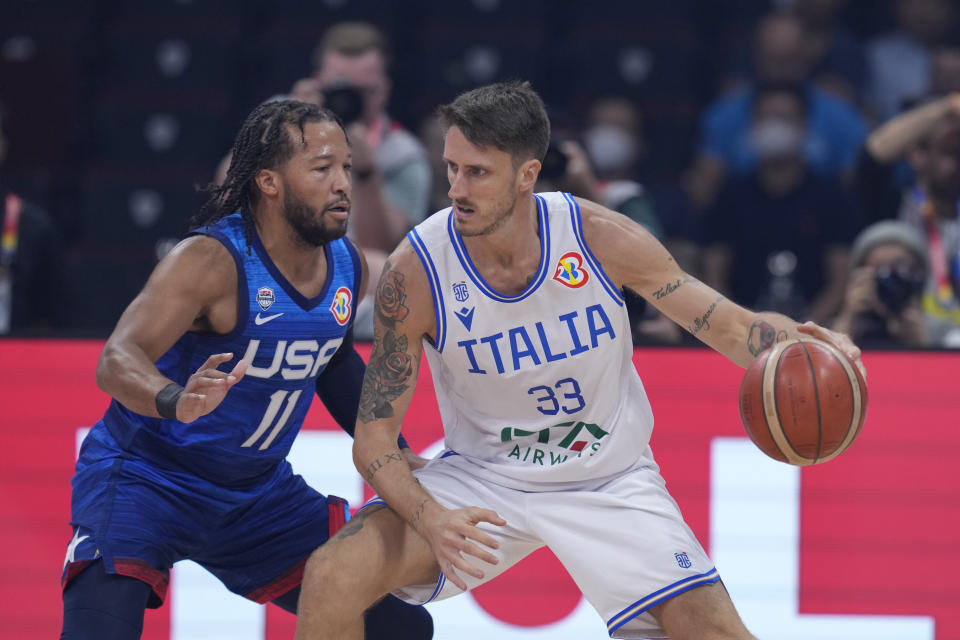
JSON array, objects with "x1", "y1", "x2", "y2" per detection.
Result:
[{"x1": 255, "y1": 312, "x2": 284, "y2": 325}]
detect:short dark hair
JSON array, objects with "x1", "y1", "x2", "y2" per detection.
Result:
[
  {"x1": 194, "y1": 100, "x2": 343, "y2": 247},
  {"x1": 437, "y1": 80, "x2": 550, "y2": 164},
  {"x1": 313, "y1": 21, "x2": 391, "y2": 72}
]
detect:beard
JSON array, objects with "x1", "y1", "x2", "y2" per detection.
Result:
[
  {"x1": 455, "y1": 189, "x2": 518, "y2": 238},
  {"x1": 282, "y1": 190, "x2": 349, "y2": 247}
]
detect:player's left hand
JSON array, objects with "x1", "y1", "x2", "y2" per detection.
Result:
[
  {"x1": 401, "y1": 448, "x2": 430, "y2": 471},
  {"x1": 177, "y1": 353, "x2": 249, "y2": 422},
  {"x1": 797, "y1": 321, "x2": 867, "y2": 380}
]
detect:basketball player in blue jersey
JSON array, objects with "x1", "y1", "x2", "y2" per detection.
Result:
[
  {"x1": 59, "y1": 100, "x2": 433, "y2": 639},
  {"x1": 294, "y1": 82, "x2": 866, "y2": 640}
]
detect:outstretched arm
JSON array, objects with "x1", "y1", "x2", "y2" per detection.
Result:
[
  {"x1": 578, "y1": 197, "x2": 863, "y2": 371},
  {"x1": 353, "y1": 240, "x2": 505, "y2": 590}
]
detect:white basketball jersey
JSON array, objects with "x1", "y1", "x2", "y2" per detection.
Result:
[{"x1": 408, "y1": 192, "x2": 656, "y2": 489}]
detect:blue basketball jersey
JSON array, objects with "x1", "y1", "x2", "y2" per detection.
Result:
[{"x1": 101, "y1": 213, "x2": 360, "y2": 485}]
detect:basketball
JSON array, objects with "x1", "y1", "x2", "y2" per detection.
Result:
[{"x1": 738, "y1": 338, "x2": 867, "y2": 465}]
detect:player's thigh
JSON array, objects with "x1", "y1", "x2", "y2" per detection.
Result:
[
  {"x1": 306, "y1": 502, "x2": 441, "y2": 602},
  {"x1": 66, "y1": 442, "x2": 197, "y2": 602},
  {"x1": 532, "y1": 466, "x2": 719, "y2": 638},
  {"x1": 650, "y1": 580, "x2": 754, "y2": 640},
  {"x1": 199, "y1": 470, "x2": 346, "y2": 601},
  {"x1": 385, "y1": 460, "x2": 543, "y2": 605}
]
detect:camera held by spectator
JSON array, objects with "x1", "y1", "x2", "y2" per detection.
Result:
[
  {"x1": 319, "y1": 82, "x2": 366, "y2": 126},
  {"x1": 833, "y1": 221, "x2": 931, "y2": 348}
]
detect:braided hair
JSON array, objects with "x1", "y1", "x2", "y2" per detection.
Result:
[{"x1": 194, "y1": 100, "x2": 344, "y2": 249}]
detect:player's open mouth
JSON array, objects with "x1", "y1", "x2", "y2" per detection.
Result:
[
  {"x1": 454, "y1": 204, "x2": 475, "y2": 217},
  {"x1": 326, "y1": 204, "x2": 350, "y2": 219}
]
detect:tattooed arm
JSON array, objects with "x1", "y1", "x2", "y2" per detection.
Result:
[
  {"x1": 353, "y1": 240, "x2": 433, "y2": 507},
  {"x1": 353, "y1": 239, "x2": 506, "y2": 589},
  {"x1": 575, "y1": 197, "x2": 863, "y2": 369}
]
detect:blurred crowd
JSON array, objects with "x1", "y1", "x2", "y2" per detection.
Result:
[{"x1": 2, "y1": 0, "x2": 959, "y2": 349}]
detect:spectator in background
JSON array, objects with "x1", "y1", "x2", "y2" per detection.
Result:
[
  {"x1": 291, "y1": 22, "x2": 431, "y2": 251},
  {"x1": 855, "y1": 41, "x2": 960, "y2": 224},
  {"x1": 686, "y1": 11, "x2": 867, "y2": 211},
  {"x1": 0, "y1": 106, "x2": 65, "y2": 334},
  {"x1": 866, "y1": 0, "x2": 958, "y2": 121},
  {"x1": 931, "y1": 40, "x2": 960, "y2": 97},
  {"x1": 855, "y1": 91, "x2": 960, "y2": 343},
  {"x1": 289, "y1": 22, "x2": 431, "y2": 339},
  {"x1": 581, "y1": 97, "x2": 663, "y2": 240},
  {"x1": 534, "y1": 100, "x2": 679, "y2": 345},
  {"x1": 790, "y1": 0, "x2": 867, "y2": 105},
  {"x1": 417, "y1": 113, "x2": 452, "y2": 216},
  {"x1": 833, "y1": 221, "x2": 932, "y2": 348},
  {"x1": 700, "y1": 84, "x2": 857, "y2": 325}
]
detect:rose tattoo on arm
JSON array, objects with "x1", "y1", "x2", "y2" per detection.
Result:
[
  {"x1": 358, "y1": 266, "x2": 417, "y2": 423},
  {"x1": 376, "y1": 270, "x2": 409, "y2": 324}
]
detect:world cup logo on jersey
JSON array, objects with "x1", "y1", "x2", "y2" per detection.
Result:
[
  {"x1": 553, "y1": 251, "x2": 589, "y2": 288},
  {"x1": 329, "y1": 286, "x2": 352, "y2": 326}
]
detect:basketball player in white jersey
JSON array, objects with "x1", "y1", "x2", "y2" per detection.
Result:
[{"x1": 294, "y1": 81, "x2": 865, "y2": 640}]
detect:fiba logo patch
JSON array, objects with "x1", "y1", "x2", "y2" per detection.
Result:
[
  {"x1": 452, "y1": 281, "x2": 470, "y2": 302},
  {"x1": 257, "y1": 287, "x2": 276, "y2": 310},
  {"x1": 329, "y1": 286, "x2": 352, "y2": 326},
  {"x1": 675, "y1": 552, "x2": 692, "y2": 569},
  {"x1": 552, "y1": 252, "x2": 589, "y2": 288}
]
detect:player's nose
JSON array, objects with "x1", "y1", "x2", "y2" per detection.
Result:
[
  {"x1": 448, "y1": 172, "x2": 467, "y2": 200},
  {"x1": 333, "y1": 166, "x2": 350, "y2": 195}
]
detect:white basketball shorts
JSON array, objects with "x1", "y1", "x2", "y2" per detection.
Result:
[{"x1": 362, "y1": 450, "x2": 720, "y2": 638}]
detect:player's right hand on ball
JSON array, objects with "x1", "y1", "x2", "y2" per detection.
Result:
[
  {"x1": 420, "y1": 504, "x2": 506, "y2": 591},
  {"x1": 177, "y1": 353, "x2": 248, "y2": 422}
]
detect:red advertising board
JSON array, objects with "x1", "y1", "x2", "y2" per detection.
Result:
[{"x1": 0, "y1": 340, "x2": 957, "y2": 639}]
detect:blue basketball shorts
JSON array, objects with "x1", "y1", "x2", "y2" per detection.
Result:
[{"x1": 61, "y1": 425, "x2": 348, "y2": 607}]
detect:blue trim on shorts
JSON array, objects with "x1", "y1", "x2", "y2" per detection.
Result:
[
  {"x1": 606, "y1": 567, "x2": 721, "y2": 635},
  {"x1": 358, "y1": 498, "x2": 388, "y2": 513},
  {"x1": 424, "y1": 572, "x2": 446, "y2": 603}
]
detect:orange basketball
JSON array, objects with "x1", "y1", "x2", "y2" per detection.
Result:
[{"x1": 738, "y1": 338, "x2": 867, "y2": 465}]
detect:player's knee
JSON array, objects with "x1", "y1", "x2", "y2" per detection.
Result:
[
  {"x1": 61, "y1": 560, "x2": 152, "y2": 640},
  {"x1": 653, "y1": 581, "x2": 755, "y2": 640},
  {"x1": 303, "y1": 544, "x2": 361, "y2": 600}
]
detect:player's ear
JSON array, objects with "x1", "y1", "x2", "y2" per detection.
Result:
[
  {"x1": 255, "y1": 169, "x2": 281, "y2": 198},
  {"x1": 517, "y1": 158, "x2": 540, "y2": 191}
]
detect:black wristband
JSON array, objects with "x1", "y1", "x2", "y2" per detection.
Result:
[{"x1": 155, "y1": 382, "x2": 184, "y2": 420}]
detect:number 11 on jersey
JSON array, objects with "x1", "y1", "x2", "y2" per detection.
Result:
[{"x1": 242, "y1": 389, "x2": 302, "y2": 450}]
